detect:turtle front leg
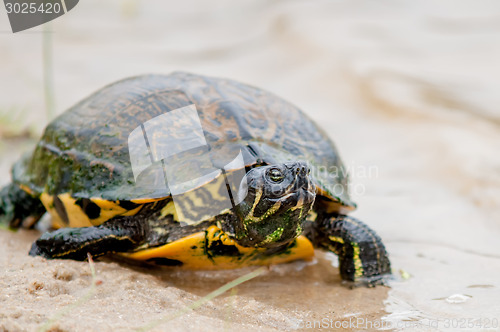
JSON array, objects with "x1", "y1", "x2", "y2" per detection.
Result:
[
  {"x1": 305, "y1": 213, "x2": 392, "y2": 287},
  {"x1": 0, "y1": 183, "x2": 46, "y2": 229},
  {"x1": 29, "y1": 215, "x2": 148, "y2": 260}
]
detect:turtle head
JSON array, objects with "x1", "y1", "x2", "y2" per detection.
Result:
[{"x1": 231, "y1": 161, "x2": 316, "y2": 248}]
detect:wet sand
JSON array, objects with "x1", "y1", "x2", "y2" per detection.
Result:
[
  {"x1": 0, "y1": 229, "x2": 388, "y2": 331},
  {"x1": 1, "y1": 0, "x2": 500, "y2": 331}
]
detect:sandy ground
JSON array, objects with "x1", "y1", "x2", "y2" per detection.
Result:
[
  {"x1": 1, "y1": 1, "x2": 500, "y2": 331},
  {"x1": 0, "y1": 229, "x2": 388, "y2": 332}
]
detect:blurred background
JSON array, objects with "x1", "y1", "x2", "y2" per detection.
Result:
[{"x1": 1, "y1": 0, "x2": 499, "y2": 331}]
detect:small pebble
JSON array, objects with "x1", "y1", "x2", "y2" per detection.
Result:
[{"x1": 445, "y1": 294, "x2": 469, "y2": 304}]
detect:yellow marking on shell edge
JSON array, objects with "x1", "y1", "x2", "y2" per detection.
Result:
[
  {"x1": 352, "y1": 242, "x2": 364, "y2": 279},
  {"x1": 40, "y1": 192, "x2": 65, "y2": 229},
  {"x1": 90, "y1": 198, "x2": 122, "y2": 210},
  {"x1": 122, "y1": 205, "x2": 143, "y2": 217},
  {"x1": 315, "y1": 187, "x2": 356, "y2": 213},
  {"x1": 89, "y1": 198, "x2": 130, "y2": 226},
  {"x1": 19, "y1": 184, "x2": 34, "y2": 196},
  {"x1": 40, "y1": 192, "x2": 144, "y2": 228},
  {"x1": 130, "y1": 197, "x2": 165, "y2": 204},
  {"x1": 121, "y1": 226, "x2": 315, "y2": 270},
  {"x1": 58, "y1": 193, "x2": 94, "y2": 227},
  {"x1": 328, "y1": 236, "x2": 344, "y2": 244}
]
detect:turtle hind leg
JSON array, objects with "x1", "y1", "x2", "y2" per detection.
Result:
[
  {"x1": 0, "y1": 183, "x2": 46, "y2": 229},
  {"x1": 29, "y1": 215, "x2": 148, "y2": 260},
  {"x1": 305, "y1": 213, "x2": 392, "y2": 287}
]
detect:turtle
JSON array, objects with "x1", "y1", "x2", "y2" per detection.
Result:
[{"x1": 0, "y1": 72, "x2": 391, "y2": 286}]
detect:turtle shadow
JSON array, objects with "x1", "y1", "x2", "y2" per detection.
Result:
[
  {"x1": 103, "y1": 252, "x2": 354, "y2": 304},
  {"x1": 103, "y1": 252, "x2": 390, "y2": 328}
]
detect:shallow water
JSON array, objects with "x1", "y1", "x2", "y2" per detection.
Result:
[{"x1": 1, "y1": 1, "x2": 500, "y2": 331}]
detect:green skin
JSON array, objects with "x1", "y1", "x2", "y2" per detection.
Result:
[{"x1": 0, "y1": 161, "x2": 391, "y2": 286}]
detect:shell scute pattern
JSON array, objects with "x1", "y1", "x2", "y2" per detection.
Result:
[{"x1": 14, "y1": 72, "x2": 353, "y2": 211}]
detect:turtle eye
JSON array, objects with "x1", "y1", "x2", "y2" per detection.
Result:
[{"x1": 267, "y1": 168, "x2": 284, "y2": 183}]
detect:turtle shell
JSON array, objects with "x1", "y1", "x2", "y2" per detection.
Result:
[{"x1": 13, "y1": 72, "x2": 355, "y2": 213}]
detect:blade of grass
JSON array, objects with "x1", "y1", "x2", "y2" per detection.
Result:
[
  {"x1": 38, "y1": 253, "x2": 98, "y2": 332},
  {"x1": 223, "y1": 288, "x2": 238, "y2": 332},
  {"x1": 136, "y1": 267, "x2": 266, "y2": 332},
  {"x1": 42, "y1": 22, "x2": 55, "y2": 120}
]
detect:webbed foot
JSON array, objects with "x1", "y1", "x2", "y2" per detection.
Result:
[
  {"x1": 29, "y1": 216, "x2": 147, "y2": 260},
  {"x1": 306, "y1": 213, "x2": 392, "y2": 287}
]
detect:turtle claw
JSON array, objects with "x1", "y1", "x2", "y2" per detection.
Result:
[
  {"x1": 29, "y1": 241, "x2": 51, "y2": 258},
  {"x1": 341, "y1": 273, "x2": 394, "y2": 289},
  {"x1": 28, "y1": 229, "x2": 84, "y2": 260}
]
